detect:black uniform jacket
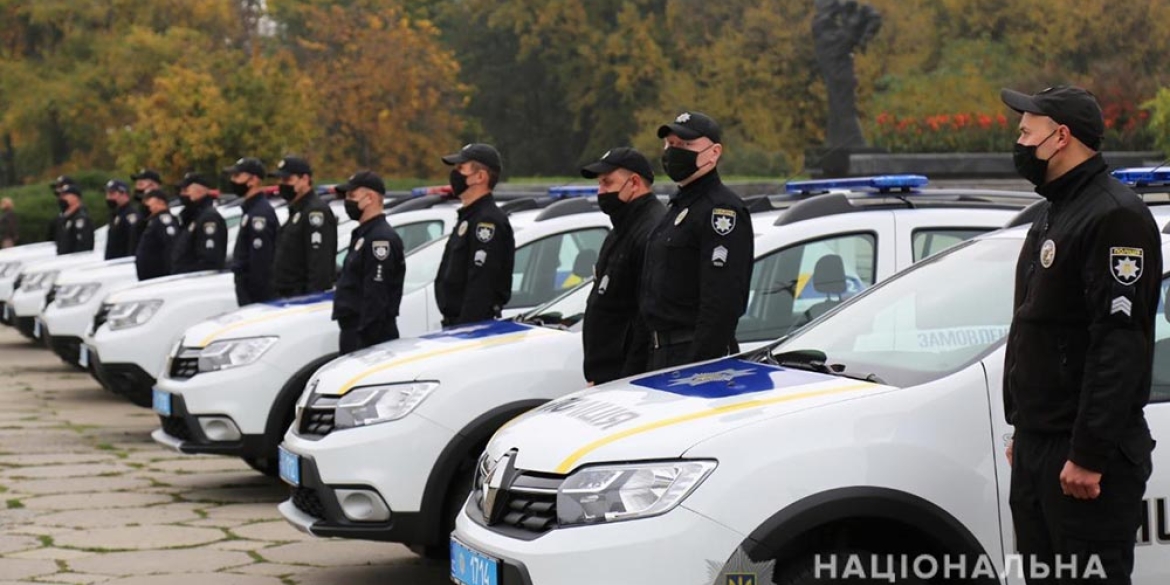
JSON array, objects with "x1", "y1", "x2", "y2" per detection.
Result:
[
  {"x1": 435, "y1": 194, "x2": 515, "y2": 326},
  {"x1": 272, "y1": 192, "x2": 338, "y2": 297}
]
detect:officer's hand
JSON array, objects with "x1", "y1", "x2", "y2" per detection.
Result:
[
  {"x1": 1005, "y1": 439, "x2": 1013, "y2": 468},
  {"x1": 1059, "y1": 460, "x2": 1102, "y2": 500}
]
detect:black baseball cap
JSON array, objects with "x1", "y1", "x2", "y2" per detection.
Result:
[
  {"x1": 657, "y1": 111, "x2": 723, "y2": 144},
  {"x1": 223, "y1": 157, "x2": 266, "y2": 178},
  {"x1": 269, "y1": 156, "x2": 312, "y2": 178},
  {"x1": 580, "y1": 147, "x2": 655, "y2": 184},
  {"x1": 1000, "y1": 86, "x2": 1105, "y2": 150},
  {"x1": 130, "y1": 168, "x2": 163, "y2": 183},
  {"x1": 442, "y1": 143, "x2": 503, "y2": 173},
  {"x1": 142, "y1": 188, "x2": 168, "y2": 202},
  {"x1": 178, "y1": 172, "x2": 214, "y2": 189},
  {"x1": 105, "y1": 179, "x2": 129, "y2": 193},
  {"x1": 52, "y1": 175, "x2": 74, "y2": 187},
  {"x1": 59, "y1": 184, "x2": 83, "y2": 198},
  {"x1": 337, "y1": 171, "x2": 385, "y2": 196}
]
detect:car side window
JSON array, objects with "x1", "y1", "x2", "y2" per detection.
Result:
[
  {"x1": 737, "y1": 232, "x2": 876, "y2": 343},
  {"x1": 1150, "y1": 278, "x2": 1170, "y2": 403},
  {"x1": 394, "y1": 220, "x2": 444, "y2": 253},
  {"x1": 912, "y1": 229, "x2": 988, "y2": 262},
  {"x1": 508, "y1": 228, "x2": 607, "y2": 309}
]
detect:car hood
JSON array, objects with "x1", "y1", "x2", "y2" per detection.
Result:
[
  {"x1": 54, "y1": 258, "x2": 137, "y2": 285},
  {"x1": 19, "y1": 251, "x2": 105, "y2": 275},
  {"x1": 307, "y1": 320, "x2": 561, "y2": 397},
  {"x1": 489, "y1": 357, "x2": 897, "y2": 474},
  {"x1": 0, "y1": 242, "x2": 57, "y2": 262},
  {"x1": 181, "y1": 291, "x2": 336, "y2": 348},
  {"x1": 105, "y1": 271, "x2": 229, "y2": 303}
]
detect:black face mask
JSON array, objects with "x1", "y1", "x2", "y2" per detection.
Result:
[
  {"x1": 344, "y1": 199, "x2": 363, "y2": 221},
  {"x1": 661, "y1": 144, "x2": 713, "y2": 183},
  {"x1": 57, "y1": 198, "x2": 69, "y2": 212},
  {"x1": 179, "y1": 195, "x2": 193, "y2": 208},
  {"x1": 278, "y1": 184, "x2": 297, "y2": 202},
  {"x1": 229, "y1": 181, "x2": 250, "y2": 197},
  {"x1": 449, "y1": 169, "x2": 470, "y2": 197},
  {"x1": 133, "y1": 188, "x2": 145, "y2": 200},
  {"x1": 597, "y1": 177, "x2": 632, "y2": 216},
  {"x1": 1012, "y1": 129, "x2": 1059, "y2": 186}
]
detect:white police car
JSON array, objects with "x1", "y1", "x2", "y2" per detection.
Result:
[
  {"x1": 83, "y1": 202, "x2": 452, "y2": 407},
  {"x1": 450, "y1": 188, "x2": 1170, "y2": 584},
  {"x1": 274, "y1": 176, "x2": 1041, "y2": 560},
  {"x1": 0, "y1": 238, "x2": 92, "y2": 326},
  {"x1": 150, "y1": 193, "x2": 612, "y2": 475}
]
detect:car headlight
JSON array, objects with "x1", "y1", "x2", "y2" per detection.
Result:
[
  {"x1": 105, "y1": 300, "x2": 163, "y2": 331},
  {"x1": 333, "y1": 381, "x2": 440, "y2": 429},
  {"x1": 20, "y1": 270, "x2": 59, "y2": 292},
  {"x1": 555, "y1": 460, "x2": 717, "y2": 526},
  {"x1": 53, "y1": 283, "x2": 101, "y2": 308},
  {"x1": 0, "y1": 261, "x2": 20, "y2": 278},
  {"x1": 196, "y1": 337, "x2": 278, "y2": 373}
]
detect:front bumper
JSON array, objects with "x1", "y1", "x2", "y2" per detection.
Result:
[
  {"x1": 157, "y1": 358, "x2": 291, "y2": 438},
  {"x1": 277, "y1": 415, "x2": 455, "y2": 545},
  {"x1": 452, "y1": 501, "x2": 746, "y2": 585},
  {"x1": 151, "y1": 392, "x2": 266, "y2": 457},
  {"x1": 90, "y1": 348, "x2": 155, "y2": 407},
  {"x1": 47, "y1": 334, "x2": 84, "y2": 367},
  {"x1": 0, "y1": 300, "x2": 13, "y2": 326}
]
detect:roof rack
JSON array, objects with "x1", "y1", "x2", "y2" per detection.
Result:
[
  {"x1": 500, "y1": 198, "x2": 548, "y2": 214},
  {"x1": 534, "y1": 197, "x2": 598, "y2": 221},
  {"x1": 387, "y1": 196, "x2": 452, "y2": 214},
  {"x1": 773, "y1": 193, "x2": 856, "y2": 226}
]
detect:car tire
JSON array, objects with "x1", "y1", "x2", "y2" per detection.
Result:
[
  {"x1": 774, "y1": 549, "x2": 930, "y2": 585},
  {"x1": 416, "y1": 456, "x2": 477, "y2": 561},
  {"x1": 243, "y1": 456, "x2": 277, "y2": 477}
]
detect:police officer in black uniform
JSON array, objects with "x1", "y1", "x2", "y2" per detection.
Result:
[
  {"x1": 135, "y1": 189, "x2": 177, "y2": 280},
  {"x1": 580, "y1": 147, "x2": 666, "y2": 385},
  {"x1": 640, "y1": 112, "x2": 753, "y2": 370},
  {"x1": 45, "y1": 175, "x2": 75, "y2": 243},
  {"x1": 270, "y1": 156, "x2": 338, "y2": 298},
  {"x1": 54, "y1": 184, "x2": 94, "y2": 255},
  {"x1": 332, "y1": 171, "x2": 405, "y2": 354},
  {"x1": 225, "y1": 157, "x2": 278, "y2": 306},
  {"x1": 435, "y1": 143, "x2": 515, "y2": 326},
  {"x1": 130, "y1": 169, "x2": 164, "y2": 241},
  {"x1": 1001, "y1": 86, "x2": 1160, "y2": 585},
  {"x1": 103, "y1": 179, "x2": 141, "y2": 260},
  {"x1": 171, "y1": 173, "x2": 227, "y2": 274}
]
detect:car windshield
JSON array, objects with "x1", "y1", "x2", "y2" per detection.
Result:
[
  {"x1": 764, "y1": 236, "x2": 1021, "y2": 388},
  {"x1": 518, "y1": 279, "x2": 591, "y2": 331}
]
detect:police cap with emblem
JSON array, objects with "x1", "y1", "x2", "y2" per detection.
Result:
[
  {"x1": 223, "y1": 157, "x2": 266, "y2": 178},
  {"x1": 141, "y1": 188, "x2": 168, "y2": 202},
  {"x1": 442, "y1": 143, "x2": 503, "y2": 173},
  {"x1": 269, "y1": 156, "x2": 312, "y2": 179},
  {"x1": 580, "y1": 147, "x2": 655, "y2": 184},
  {"x1": 51, "y1": 175, "x2": 75, "y2": 188},
  {"x1": 336, "y1": 171, "x2": 385, "y2": 196},
  {"x1": 59, "y1": 184, "x2": 83, "y2": 198},
  {"x1": 178, "y1": 172, "x2": 214, "y2": 189},
  {"x1": 1000, "y1": 86, "x2": 1105, "y2": 150},
  {"x1": 105, "y1": 179, "x2": 129, "y2": 194},
  {"x1": 130, "y1": 169, "x2": 163, "y2": 183},
  {"x1": 657, "y1": 111, "x2": 723, "y2": 144}
]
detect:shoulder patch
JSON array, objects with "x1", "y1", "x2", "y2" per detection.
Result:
[
  {"x1": 127, "y1": 213, "x2": 138, "y2": 225},
  {"x1": 203, "y1": 222, "x2": 216, "y2": 235},
  {"x1": 475, "y1": 222, "x2": 495, "y2": 243},
  {"x1": 372, "y1": 240, "x2": 390, "y2": 261},
  {"x1": 251, "y1": 216, "x2": 266, "y2": 232},
  {"x1": 711, "y1": 208, "x2": 736, "y2": 235},
  {"x1": 160, "y1": 214, "x2": 173, "y2": 225},
  {"x1": 308, "y1": 211, "x2": 324, "y2": 227},
  {"x1": 1110, "y1": 247, "x2": 1143, "y2": 284},
  {"x1": 75, "y1": 218, "x2": 86, "y2": 227}
]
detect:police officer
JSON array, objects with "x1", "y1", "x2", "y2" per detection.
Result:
[
  {"x1": 640, "y1": 111, "x2": 753, "y2": 370},
  {"x1": 135, "y1": 189, "x2": 177, "y2": 280},
  {"x1": 171, "y1": 172, "x2": 227, "y2": 274},
  {"x1": 130, "y1": 168, "x2": 164, "y2": 241},
  {"x1": 270, "y1": 156, "x2": 338, "y2": 297},
  {"x1": 1001, "y1": 86, "x2": 1160, "y2": 584},
  {"x1": 54, "y1": 184, "x2": 94, "y2": 255},
  {"x1": 103, "y1": 179, "x2": 141, "y2": 260},
  {"x1": 580, "y1": 147, "x2": 666, "y2": 385},
  {"x1": 435, "y1": 143, "x2": 515, "y2": 326},
  {"x1": 332, "y1": 171, "x2": 405, "y2": 354},
  {"x1": 45, "y1": 175, "x2": 75, "y2": 242},
  {"x1": 225, "y1": 157, "x2": 278, "y2": 305}
]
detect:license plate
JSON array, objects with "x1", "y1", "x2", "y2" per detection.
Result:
[
  {"x1": 33, "y1": 318, "x2": 41, "y2": 339},
  {"x1": 278, "y1": 446, "x2": 301, "y2": 486},
  {"x1": 152, "y1": 389, "x2": 173, "y2": 416},
  {"x1": 2, "y1": 304, "x2": 10, "y2": 321},
  {"x1": 450, "y1": 538, "x2": 500, "y2": 585},
  {"x1": 78, "y1": 344, "x2": 90, "y2": 368}
]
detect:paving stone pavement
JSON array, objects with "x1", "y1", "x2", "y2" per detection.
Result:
[{"x1": 0, "y1": 328, "x2": 451, "y2": 584}]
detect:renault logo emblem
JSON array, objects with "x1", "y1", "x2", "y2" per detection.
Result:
[{"x1": 482, "y1": 451, "x2": 515, "y2": 524}]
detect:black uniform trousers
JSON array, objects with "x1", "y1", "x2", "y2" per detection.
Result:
[
  {"x1": 1009, "y1": 431, "x2": 1152, "y2": 585},
  {"x1": 337, "y1": 318, "x2": 400, "y2": 356},
  {"x1": 646, "y1": 334, "x2": 738, "y2": 371}
]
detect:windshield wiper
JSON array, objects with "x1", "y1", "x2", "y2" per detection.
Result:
[
  {"x1": 766, "y1": 349, "x2": 887, "y2": 385},
  {"x1": 523, "y1": 312, "x2": 570, "y2": 331}
]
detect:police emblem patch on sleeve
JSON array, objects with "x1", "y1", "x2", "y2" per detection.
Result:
[
  {"x1": 127, "y1": 214, "x2": 138, "y2": 225},
  {"x1": 1110, "y1": 247, "x2": 1143, "y2": 284},
  {"x1": 712, "y1": 208, "x2": 736, "y2": 235},
  {"x1": 203, "y1": 222, "x2": 216, "y2": 235},
  {"x1": 251, "y1": 216, "x2": 266, "y2": 232},
  {"x1": 166, "y1": 226, "x2": 175, "y2": 236},
  {"x1": 309, "y1": 211, "x2": 324, "y2": 227},
  {"x1": 75, "y1": 218, "x2": 85, "y2": 227},
  {"x1": 674, "y1": 208, "x2": 689, "y2": 226},
  {"x1": 476, "y1": 223, "x2": 495, "y2": 243},
  {"x1": 372, "y1": 241, "x2": 390, "y2": 261}
]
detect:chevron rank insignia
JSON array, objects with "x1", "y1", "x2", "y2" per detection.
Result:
[
  {"x1": 1111, "y1": 296, "x2": 1133, "y2": 317},
  {"x1": 712, "y1": 245, "x2": 728, "y2": 267}
]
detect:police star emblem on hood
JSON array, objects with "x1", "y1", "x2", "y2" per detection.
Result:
[{"x1": 667, "y1": 368, "x2": 757, "y2": 387}]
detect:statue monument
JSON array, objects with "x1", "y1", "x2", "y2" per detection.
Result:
[{"x1": 812, "y1": 0, "x2": 882, "y2": 175}]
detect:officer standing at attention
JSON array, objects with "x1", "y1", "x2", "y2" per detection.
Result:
[
  {"x1": 45, "y1": 175, "x2": 75, "y2": 243},
  {"x1": 580, "y1": 147, "x2": 666, "y2": 385},
  {"x1": 270, "y1": 156, "x2": 338, "y2": 297},
  {"x1": 435, "y1": 143, "x2": 515, "y2": 326},
  {"x1": 332, "y1": 171, "x2": 406, "y2": 354},
  {"x1": 103, "y1": 179, "x2": 140, "y2": 260},
  {"x1": 225, "y1": 157, "x2": 278, "y2": 305},
  {"x1": 135, "y1": 189, "x2": 177, "y2": 280},
  {"x1": 130, "y1": 169, "x2": 164, "y2": 241},
  {"x1": 55, "y1": 184, "x2": 94, "y2": 255},
  {"x1": 640, "y1": 111, "x2": 753, "y2": 370},
  {"x1": 1001, "y1": 86, "x2": 1160, "y2": 584},
  {"x1": 171, "y1": 173, "x2": 227, "y2": 274}
]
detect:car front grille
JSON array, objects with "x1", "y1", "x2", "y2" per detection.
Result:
[
  {"x1": 298, "y1": 406, "x2": 336, "y2": 437},
  {"x1": 477, "y1": 472, "x2": 562, "y2": 535},
  {"x1": 160, "y1": 416, "x2": 193, "y2": 442},
  {"x1": 168, "y1": 348, "x2": 201, "y2": 379},
  {"x1": 292, "y1": 487, "x2": 326, "y2": 519}
]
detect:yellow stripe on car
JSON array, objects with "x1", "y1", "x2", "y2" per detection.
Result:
[
  {"x1": 554, "y1": 382, "x2": 875, "y2": 473},
  {"x1": 198, "y1": 304, "x2": 332, "y2": 346}
]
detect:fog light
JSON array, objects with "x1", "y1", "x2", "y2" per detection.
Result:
[
  {"x1": 335, "y1": 489, "x2": 391, "y2": 522},
  {"x1": 197, "y1": 417, "x2": 242, "y2": 442}
]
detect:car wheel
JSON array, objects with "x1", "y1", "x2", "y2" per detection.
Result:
[{"x1": 416, "y1": 456, "x2": 477, "y2": 561}]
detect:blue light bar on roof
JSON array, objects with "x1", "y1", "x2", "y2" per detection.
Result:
[
  {"x1": 1112, "y1": 167, "x2": 1170, "y2": 186},
  {"x1": 411, "y1": 185, "x2": 453, "y2": 197},
  {"x1": 785, "y1": 174, "x2": 929, "y2": 194},
  {"x1": 548, "y1": 185, "x2": 598, "y2": 199}
]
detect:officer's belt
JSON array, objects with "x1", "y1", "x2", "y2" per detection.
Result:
[{"x1": 651, "y1": 328, "x2": 695, "y2": 349}]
